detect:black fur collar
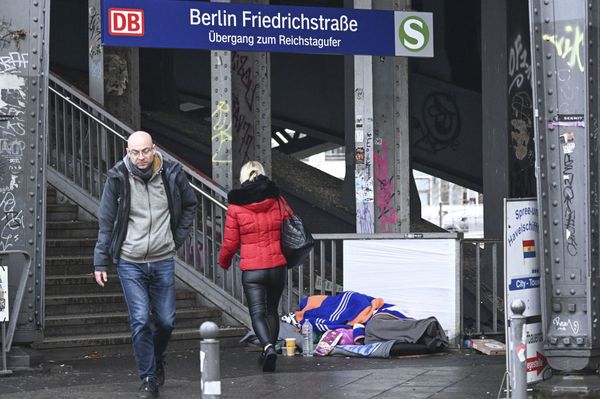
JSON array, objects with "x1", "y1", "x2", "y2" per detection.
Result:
[{"x1": 227, "y1": 175, "x2": 280, "y2": 205}]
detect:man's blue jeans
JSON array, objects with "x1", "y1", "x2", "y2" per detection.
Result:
[{"x1": 117, "y1": 258, "x2": 176, "y2": 381}]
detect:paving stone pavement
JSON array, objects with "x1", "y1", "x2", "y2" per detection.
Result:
[{"x1": 0, "y1": 346, "x2": 508, "y2": 398}]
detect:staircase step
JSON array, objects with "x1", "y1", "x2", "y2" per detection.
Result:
[
  {"x1": 47, "y1": 222, "x2": 99, "y2": 238},
  {"x1": 44, "y1": 308, "x2": 220, "y2": 337},
  {"x1": 45, "y1": 274, "x2": 122, "y2": 294},
  {"x1": 45, "y1": 292, "x2": 197, "y2": 315},
  {"x1": 45, "y1": 256, "x2": 94, "y2": 275},
  {"x1": 46, "y1": 204, "x2": 78, "y2": 221},
  {"x1": 47, "y1": 189, "x2": 57, "y2": 204},
  {"x1": 45, "y1": 238, "x2": 96, "y2": 256},
  {"x1": 33, "y1": 326, "x2": 247, "y2": 351}
]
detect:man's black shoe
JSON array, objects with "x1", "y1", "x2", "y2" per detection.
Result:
[
  {"x1": 137, "y1": 376, "x2": 159, "y2": 399},
  {"x1": 262, "y1": 345, "x2": 277, "y2": 372},
  {"x1": 156, "y1": 360, "x2": 165, "y2": 387}
]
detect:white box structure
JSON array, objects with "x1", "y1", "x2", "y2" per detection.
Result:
[{"x1": 344, "y1": 238, "x2": 461, "y2": 344}]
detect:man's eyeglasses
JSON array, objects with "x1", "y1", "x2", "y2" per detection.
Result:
[{"x1": 128, "y1": 147, "x2": 153, "y2": 158}]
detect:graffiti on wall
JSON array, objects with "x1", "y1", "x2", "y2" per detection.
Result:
[
  {"x1": 412, "y1": 91, "x2": 461, "y2": 155},
  {"x1": 354, "y1": 88, "x2": 374, "y2": 233},
  {"x1": 507, "y1": 23, "x2": 536, "y2": 198},
  {"x1": 0, "y1": 51, "x2": 27, "y2": 250},
  {"x1": 88, "y1": 6, "x2": 103, "y2": 80},
  {"x1": 232, "y1": 52, "x2": 260, "y2": 164},
  {"x1": 374, "y1": 142, "x2": 397, "y2": 232},
  {"x1": 211, "y1": 100, "x2": 232, "y2": 163},
  {"x1": 543, "y1": 24, "x2": 585, "y2": 73}
]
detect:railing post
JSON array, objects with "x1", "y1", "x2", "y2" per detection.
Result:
[
  {"x1": 199, "y1": 321, "x2": 221, "y2": 398},
  {"x1": 509, "y1": 299, "x2": 527, "y2": 399},
  {"x1": 1, "y1": 322, "x2": 11, "y2": 376}
]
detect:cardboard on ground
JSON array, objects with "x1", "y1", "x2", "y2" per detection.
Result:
[{"x1": 471, "y1": 339, "x2": 506, "y2": 355}]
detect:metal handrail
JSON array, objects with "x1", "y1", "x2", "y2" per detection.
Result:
[{"x1": 47, "y1": 73, "x2": 250, "y2": 324}]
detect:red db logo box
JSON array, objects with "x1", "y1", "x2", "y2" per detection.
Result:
[{"x1": 108, "y1": 8, "x2": 144, "y2": 36}]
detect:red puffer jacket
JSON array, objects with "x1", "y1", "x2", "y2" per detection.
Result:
[{"x1": 218, "y1": 176, "x2": 290, "y2": 271}]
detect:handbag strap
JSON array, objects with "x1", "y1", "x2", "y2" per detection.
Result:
[{"x1": 278, "y1": 195, "x2": 293, "y2": 218}]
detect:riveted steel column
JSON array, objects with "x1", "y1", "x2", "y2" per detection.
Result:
[
  {"x1": 529, "y1": 0, "x2": 598, "y2": 371},
  {"x1": 0, "y1": 0, "x2": 49, "y2": 343},
  {"x1": 371, "y1": 0, "x2": 410, "y2": 233},
  {"x1": 231, "y1": 49, "x2": 271, "y2": 180},
  {"x1": 353, "y1": 0, "x2": 375, "y2": 234},
  {"x1": 211, "y1": 48, "x2": 233, "y2": 190},
  {"x1": 88, "y1": 0, "x2": 104, "y2": 104},
  {"x1": 230, "y1": 1, "x2": 271, "y2": 182}
]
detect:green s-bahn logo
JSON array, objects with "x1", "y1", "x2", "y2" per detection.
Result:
[{"x1": 399, "y1": 16, "x2": 430, "y2": 52}]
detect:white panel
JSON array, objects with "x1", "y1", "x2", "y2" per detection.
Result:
[{"x1": 344, "y1": 238, "x2": 458, "y2": 342}]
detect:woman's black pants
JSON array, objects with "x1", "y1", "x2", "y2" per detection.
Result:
[{"x1": 242, "y1": 266, "x2": 286, "y2": 347}]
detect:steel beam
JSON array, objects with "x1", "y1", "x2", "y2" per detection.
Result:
[
  {"x1": 530, "y1": 0, "x2": 599, "y2": 372},
  {"x1": 0, "y1": 0, "x2": 49, "y2": 343}
]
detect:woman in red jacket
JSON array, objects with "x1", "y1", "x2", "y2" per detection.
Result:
[{"x1": 219, "y1": 161, "x2": 288, "y2": 372}]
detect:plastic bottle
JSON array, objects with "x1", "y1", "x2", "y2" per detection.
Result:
[{"x1": 302, "y1": 319, "x2": 313, "y2": 357}]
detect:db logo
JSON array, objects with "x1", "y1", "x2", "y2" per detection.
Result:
[{"x1": 108, "y1": 8, "x2": 144, "y2": 36}]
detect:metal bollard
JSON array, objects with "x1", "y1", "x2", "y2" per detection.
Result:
[
  {"x1": 199, "y1": 321, "x2": 221, "y2": 398},
  {"x1": 510, "y1": 300, "x2": 527, "y2": 399}
]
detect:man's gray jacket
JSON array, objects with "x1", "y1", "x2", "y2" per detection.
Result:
[{"x1": 93, "y1": 157, "x2": 198, "y2": 271}]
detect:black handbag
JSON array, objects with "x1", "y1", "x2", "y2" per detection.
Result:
[{"x1": 278, "y1": 197, "x2": 314, "y2": 268}]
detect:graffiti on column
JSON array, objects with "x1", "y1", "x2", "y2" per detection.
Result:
[
  {"x1": 374, "y1": 142, "x2": 397, "y2": 232},
  {"x1": 562, "y1": 150, "x2": 577, "y2": 256},
  {"x1": 0, "y1": 51, "x2": 27, "y2": 251},
  {"x1": 105, "y1": 54, "x2": 128, "y2": 96},
  {"x1": 543, "y1": 24, "x2": 585, "y2": 73},
  {"x1": 413, "y1": 91, "x2": 460, "y2": 154},
  {"x1": 211, "y1": 100, "x2": 232, "y2": 163},
  {"x1": 232, "y1": 52, "x2": 259, "y2": 164},
  {"x1": 507, "y1": 1, "x2": 536, "y2": 199},
  {"x1": 354, "y1": 89, "x2": 374, "y2": 233},
  {"x1": 88, "y1": 6, "x2": 103, "y2": 79},
  {"x1": 232, "y1": 53, "x2": 257, "y2": 110}
]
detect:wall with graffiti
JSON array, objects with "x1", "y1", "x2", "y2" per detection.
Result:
[
  {"x1": 507, "y1": 1, "x2": 536, "y2": 198},
  {"x1": 1, "y1": 1, "x2": 48, "y2": 343},
  {"x1": 410, "y1": 73, "x2": 482, "y2": 191}
]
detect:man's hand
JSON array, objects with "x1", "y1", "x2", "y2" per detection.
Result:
[{"x1": 94, "y1": 271, "x2": 108, "y2": 287}]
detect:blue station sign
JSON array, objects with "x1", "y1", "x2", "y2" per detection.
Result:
[{"x1": 101, "y1": 0, "x2": 434, "y2": 57}]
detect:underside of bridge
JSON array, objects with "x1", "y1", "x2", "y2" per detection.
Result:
[{"x1": 47, "y1": 0, "x2": 536, "y2": 237}]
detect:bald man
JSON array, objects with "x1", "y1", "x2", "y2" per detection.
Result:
[{"x1": 93, "y1": 131, "x2": 197, "y2": 399}]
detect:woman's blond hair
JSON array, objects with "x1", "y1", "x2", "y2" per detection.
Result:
[{"x1": 240, "y1": 161, "x2": 265, "y2": 184}]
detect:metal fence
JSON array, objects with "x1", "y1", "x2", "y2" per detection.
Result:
[
  {"x1": 47, "y1": 74, "x2": 247, "y2": 318},
  {"x1": 461, "y1": 239, "x2": 504, "y2": 337}
]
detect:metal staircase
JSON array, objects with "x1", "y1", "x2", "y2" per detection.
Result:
[
  {"x1": 40, "y1": 73, "x2": 256, "y2": 355},
  {"x1": 35, "y1": 187, "x2": 246, "y2": 358}
]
